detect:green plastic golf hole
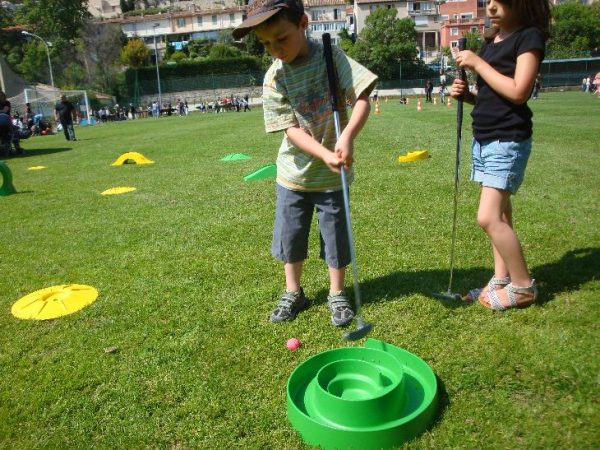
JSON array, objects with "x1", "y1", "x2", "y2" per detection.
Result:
[{"x1": 287, "y1": 339, "x2": 438, "y2": 449}]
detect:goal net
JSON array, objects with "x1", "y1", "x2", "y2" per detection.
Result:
[{"x1": 8, "y1": 88, "x2": 91, "y2": 124}]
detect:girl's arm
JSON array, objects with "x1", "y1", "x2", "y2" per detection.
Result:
[
  {"x1": 450, "y1": 79, "x2": 476, "y2": 105},
  {"x1": 456, "y1": 49, "x2": 542, "y2": 105}
]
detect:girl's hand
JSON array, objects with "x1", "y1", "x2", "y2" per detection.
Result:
[
  {"x1": 450, "y1": 79, "x2": 468, "y2": 99},
  {"x1": 335, "y1": 134, "x2": 354, "y2": 170},
  {"x1": 455, "y1": 50, "x2": 482, "y2": 72}
]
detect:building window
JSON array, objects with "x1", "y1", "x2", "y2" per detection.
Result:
[
  {"x1": 212, "y1": 15, "x2": 217, "y2": 25},
  {"x1": 197, "y1": 16, "x2": 203, "y2": 26},
  {"x1": 177, "y1": 18, "x2": 186, "y2": 27},
  {"x1": 471, "y1": 26, "x2": 478, "y2": 32},
  {"x1": 451, "y1": 27, "x2": 459, "y2": 36},
  {"x1": 230, "y1": 13, "x2": 235, "y2": 22},
  {"x1": 333, "y1": 8, "x2": 338, "y2": 20}
]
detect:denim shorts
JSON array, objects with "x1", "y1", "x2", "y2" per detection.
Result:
[
  {"x1": 271, "y1": 184, "x2": 350, "y2": 269},
  {"x1": 471, "y1": 138, "x2": 532, "y2": 194}
]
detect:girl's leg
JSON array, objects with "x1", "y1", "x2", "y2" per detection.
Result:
[
  {"x1": 490, "y1": 195, "x2": 511, "y2": 280},
  {"x1": 478, "y1": 187, "x2": 533, "y2": 307},
  {"x1": 284, "y1": 261, "x2": 303, "y2": 292},
  {"x1": 328, "y1": 266, "x2": 346, "y2": 293}
]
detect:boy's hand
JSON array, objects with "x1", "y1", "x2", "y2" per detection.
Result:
[
  {"x1": 450, "y1": 79, "x2": 468, "y2": 99},
  {"x1": 322, "y1": 150, "x2": 343, "y2": 173},
  {"x1": 335, "y1": 133, "x2": 354, "y2": 169}
]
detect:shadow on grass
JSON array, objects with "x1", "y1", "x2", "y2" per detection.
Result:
[
  {"x1": 311, "y1": 247, "x2": 599, "y2": 310},
  {"x1": 19, "y1": 147, "x2": 73, "y2": 158}
]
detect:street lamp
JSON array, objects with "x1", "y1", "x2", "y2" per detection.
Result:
[
  {"x1": 21, "y1": 30, "x2": 55, "y2": 93},
  {"x1": 152, "y1": 23, "x2": 163, "y2": 110}
]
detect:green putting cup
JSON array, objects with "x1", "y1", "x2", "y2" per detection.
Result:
[
  {"x1": 312, "y1": 355, "x2": 407, "y2": 428},
  {"x1": 287, "y1": 339, "x2": 438, "y2": 449}
]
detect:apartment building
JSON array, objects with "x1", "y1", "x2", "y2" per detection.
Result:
[
  {"x1": 305, "y1": 0, "x2": 349, "y2": 45},
  {"x1": 439, "y1": 0, "x2": 486, "y2": 49},
  {"x1": 353, "y1": 1, "x2": 444, "y2": 59}
]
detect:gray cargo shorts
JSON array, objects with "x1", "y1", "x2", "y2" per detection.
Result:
[{"x1": 271, "y1": 184, "x2": 350, "y2": 269}]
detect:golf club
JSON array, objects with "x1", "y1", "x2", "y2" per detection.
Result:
[
  {"x1": 433, "y1": 37, "x2": 468, "y2": 302},
  {"x1": 322, "y1": 33, "x2": 373, "y2": 341}
]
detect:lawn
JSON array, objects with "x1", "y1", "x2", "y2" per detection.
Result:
[{"x1": 1, "y1": 91, "x2": 598, "y2": 449}]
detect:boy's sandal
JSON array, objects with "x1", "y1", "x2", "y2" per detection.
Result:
[
  {"x1": 463, "y1": 276, "x2": 511, "y2": 302},
  {"x1": 479, "y1": 280, "x2": 538, "y2": 311}
]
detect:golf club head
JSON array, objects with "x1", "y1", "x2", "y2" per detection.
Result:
[
  {"x1": 432, "y1": 292, "x2": 462, "y2": 301},
  {"x1": 343, "y1": 322, "x2": 373, "y2": 341}
]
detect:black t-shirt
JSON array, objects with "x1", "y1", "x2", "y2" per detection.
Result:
[
  {"x1": 55, "y1": 100, "x2": 75, "y2": 122},
  {"x1": 472, "y1": 27, "x2": 546, "y2": 142}
]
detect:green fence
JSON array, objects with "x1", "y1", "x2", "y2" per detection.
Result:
[
  {"x1": 133, "y1": 71, "x2": 264, "y2": 96},
  {"x1": 538, "y1": 57, "x2": 600, "y2": 88},
  {"x1": 124, "y1": 57, "x2": 600, "y2": 102}
]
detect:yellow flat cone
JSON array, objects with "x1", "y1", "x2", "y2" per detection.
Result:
[
  {"x1": 111, "y1": 152, "x2": 154, "y2": 166},
  {"x1": 28, "y1": 166, "x2": 47, "y2": 170},
  {"x1": 11, "y1": 284, "x2": 98, "y2": 320},
  {"x1": 398, "y1": 150, "x2": 430, "y2": 163},
  {"x1": 101, "y1": 186, "x2": 136, "y2": 195}
]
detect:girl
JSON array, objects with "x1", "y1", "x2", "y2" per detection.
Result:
[{"x1": 450, "y1": 0, "x2": 551, "y2": 310}]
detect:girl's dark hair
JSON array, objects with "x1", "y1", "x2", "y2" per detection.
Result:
[{"x1": 485, "y1": 0, "x2": 552, "y2": 41}]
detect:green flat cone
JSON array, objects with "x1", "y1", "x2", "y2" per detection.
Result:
[
  {"x1": 221, "y1": 153, "x2": 252, "y2": 161},
  {"x1": 244, "y1": 164, "x2": 276, "y2": 181}
]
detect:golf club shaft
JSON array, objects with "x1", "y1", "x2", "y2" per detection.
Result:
[
  {"x1": 322, "y1": 33, "x2": 363, "y2": 321},
  {"x1": 447, "y1": 38, "x2": 468, "y2": 295}
]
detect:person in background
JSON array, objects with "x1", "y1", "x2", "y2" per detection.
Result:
[
  {"x1": 54, "y1": 94, "x2": 77, "y2": 141},
  {"x1": 0, "y1": 90, "x2": 25, "y2": 156}
]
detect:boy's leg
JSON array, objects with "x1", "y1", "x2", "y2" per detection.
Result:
[
  {"x1": 270, "y1": 186, "x2": 312, "y2": 322},
  {"x1": 477, "y1": 187, "x2": 532, "y2": 289},
  {"x1": 284, "y1": 261, "x2": 303, "y2": 292},
  {"x1": 316, "y1": 192, "x2": 354, "y2": 326},
  {"x1": 328, "y1": 266, "x2": 346, "y2": 293}
]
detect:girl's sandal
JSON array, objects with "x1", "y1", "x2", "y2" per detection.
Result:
[
  {"x1": 463, "y1": 276, "x2": 511, "y2": 302},
  {"x1": 479, "y1": 280, "x2": 538, "y2": 311}
]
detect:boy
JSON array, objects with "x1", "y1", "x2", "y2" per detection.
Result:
[{"x1": 233, "y1": 0, "x2": 377, "y2": 326}]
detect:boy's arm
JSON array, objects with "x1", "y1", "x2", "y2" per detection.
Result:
[
  {"x1": 336, "y1": 91, "x2": 371, "y2": 168},
  {"x1": 285, "y1": 126, "x2": 342, "y2": 173}
]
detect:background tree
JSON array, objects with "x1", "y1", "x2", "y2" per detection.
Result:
[
  {"x1": 243, "y1": 32, "x2": 264, "y2": 57},
  {"x1": 348, "y1": 9, "x2": 418, "y2": 80},
  {"x1": 208, "y1": 43, "x2": 241, "y2": 59},
  {"x1": 463, "y1": 30, "x2": 482, "y2": 54},
  {"x1": 121, "y1": 38, "x2": 151, "y2": 68},
  {"x1": 16, "y1": 0, "x2": 89, "y2": 49},
  {"x1": 548, "y1": 1, "x2": 600, "y2": 58},
  {"x1": 187, "y1": 39, "x2": 213, "y2": 59}
]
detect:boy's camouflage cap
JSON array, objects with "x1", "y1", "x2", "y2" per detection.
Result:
[{"x1": 232, "y1": 0, "x2": 304, "y2": 40}]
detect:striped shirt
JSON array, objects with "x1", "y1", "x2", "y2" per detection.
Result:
[{"x1": 263, "y1": 41, "x2": 378, "y2": 192}]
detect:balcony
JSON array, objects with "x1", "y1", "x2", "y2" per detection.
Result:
[{"x1": 408, "y1": 9, "x2": 438, "y2": 16}]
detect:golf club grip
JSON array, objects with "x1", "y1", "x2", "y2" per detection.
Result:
[
  {"x1": 322, "y1": 33, "x2": 338, "y2": 113},
  {"x1": 458, "y1": 38, "x2": 467, "y2": 82}
]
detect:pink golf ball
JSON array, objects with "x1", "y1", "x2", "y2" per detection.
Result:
[{"x1": 286, "y1": 338, "x2": 301, "y2": 351}]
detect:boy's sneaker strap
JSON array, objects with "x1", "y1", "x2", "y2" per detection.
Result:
[
  {"x1": 270, "y1": 288, "x2": 309, "y2": 323},
  {"x1": 327, "y1": 291, "x2": 354, "y2": 327}
]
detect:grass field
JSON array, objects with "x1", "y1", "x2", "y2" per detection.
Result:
[{"x1": 1, "y1": 91, "x2": 598, "y2": 449}]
